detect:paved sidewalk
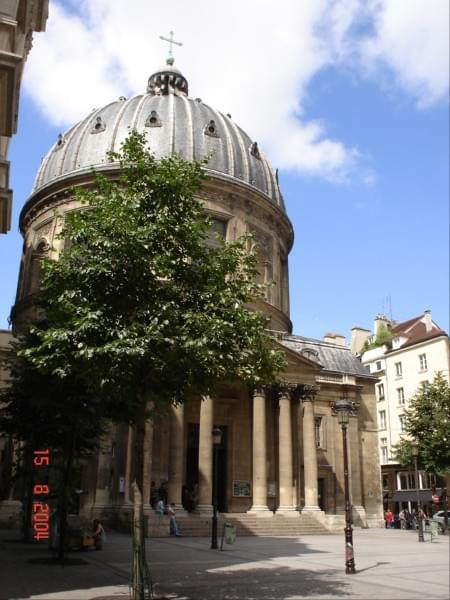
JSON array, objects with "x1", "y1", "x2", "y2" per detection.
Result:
[{"x1": 1, "y1": 527, "x2": 449, "y2": 600}]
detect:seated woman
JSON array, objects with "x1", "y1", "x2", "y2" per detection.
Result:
[{"x1": 92, "y1": 519, "x2": 106, "y2": 550}]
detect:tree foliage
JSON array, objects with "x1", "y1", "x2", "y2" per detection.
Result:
[
  {"x1": 392, "y1": 372, "x2": 450, "y2": 475},
  {"x1": 361, "y1": 323, "x2": 394, "y2": 354},
  {"x1": 24, "y1": 130, "x2": 286, "y2": 417},
  {"x1": 15, "y1": 130, "x2": 286, "y2": 594},
  {"x1": 0, "y1": 331, "x2": 105, "y2": 547}
]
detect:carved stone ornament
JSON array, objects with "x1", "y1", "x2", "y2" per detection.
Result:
[
  {"x1": 298, "y1": 384, "x2": 320, "y2": 403},
  {"x1": 271, "y1": 382, "x2": 299, "y2": 404},
  {"x1": 251, "y1": 385, "x2": 266, "y2": 398},
  {"x1": 34, "y1": 221, "x2": 53, "y2": 242}
]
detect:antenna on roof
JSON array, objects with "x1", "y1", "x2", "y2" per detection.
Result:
[{"x1": 387, "y1": 294, "x2": 393, "y2": 322}]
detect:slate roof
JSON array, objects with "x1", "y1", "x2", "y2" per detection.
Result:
[{"x1": 281, "y1": 334, "x2": 373, "y2": 378}]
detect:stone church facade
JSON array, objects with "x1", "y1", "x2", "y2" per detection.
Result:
[{"x1": 4, "y1": 59, "x2": 383, "y2": 532}]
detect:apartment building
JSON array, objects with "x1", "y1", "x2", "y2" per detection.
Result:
[
  {"x1": 352, "y1": 310, "x2": 450, "y2": 513},
  {"x1": 0, "y1": 0, "x2": 48, "y2": 233}
]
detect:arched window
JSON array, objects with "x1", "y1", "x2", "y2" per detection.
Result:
[
  {"x1": 249, "y1": 229, "x2": 273, "y2": 302},
  {"x1": 205, "y1": 218, "x2": 227, "y2": 249},
  {"x1": 27, "y1": 239, "x2": 48, "y2": 294}
]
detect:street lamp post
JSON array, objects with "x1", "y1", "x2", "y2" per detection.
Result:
[
  {"x1": 211, "y1": 427, "x2": 222, "y2": 550},
  {"x1": 410, "y1": 441, "x2": 424, "y2": 542},
  {"x1": 332, "y1": 397, "x2": 357, "y2": 575}
]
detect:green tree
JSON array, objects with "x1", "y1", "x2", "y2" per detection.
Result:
[
  {"x1": 360, "y1": 323, "x2": 394, "y2": 354},
  {"x1": 392, "y1": 372, "x2": 450, "y2": 475},
  {"x1": 22, "y1": 130, "x2": 286, "y2": 599}
]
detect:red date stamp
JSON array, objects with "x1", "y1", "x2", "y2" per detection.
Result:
[{"x1": 32, "y1": 449, "x2": 50, "y2": 541}]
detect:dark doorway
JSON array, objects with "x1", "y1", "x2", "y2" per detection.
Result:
[
  {"x1": 185, "y1": 423, "x2": 228, "y2": 512},
  {"x1": 318, "y1": 477, "x2": 325, "y2": 511}
]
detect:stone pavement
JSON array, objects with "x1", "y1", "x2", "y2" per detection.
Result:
[{"x1": 1, "y1": 527, "x2": 449, "y2": 600}]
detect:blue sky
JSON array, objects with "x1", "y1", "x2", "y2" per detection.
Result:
[{"x1": 1, "y1": 0, "x2": 448, "y2": 341}]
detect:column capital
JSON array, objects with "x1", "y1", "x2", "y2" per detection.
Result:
[
  {"x1": 298, "y1": 384, "x2": 320, "y2": 403},
  {"x1": 271, "y1": 382, "x2": 297, "y2": 404},
  {"x1": 251, "y1": 385, "x2": 267, "y2": 397}
]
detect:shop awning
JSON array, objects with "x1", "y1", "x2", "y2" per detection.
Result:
[{"x1": 391, "y1": 490, "x2": 433, "y2": 502}]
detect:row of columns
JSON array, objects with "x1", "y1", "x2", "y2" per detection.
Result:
[
  {"x1": 250, "y1": 385, "x2": 321, "y2": 514},
  {"x1": 113, "y1": 384, "x2": 323, "y2": 514}
]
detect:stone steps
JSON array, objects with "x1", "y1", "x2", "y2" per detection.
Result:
[{"x1": 147, "y1": 512, "x2": 332, "y2": 537}]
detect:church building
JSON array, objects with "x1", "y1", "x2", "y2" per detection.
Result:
[{"x1": 5, "y1": 57, "x2": 383, "y2": 534}]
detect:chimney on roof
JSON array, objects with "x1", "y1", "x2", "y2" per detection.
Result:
[
  {"x1": 351, "y1": 326, "x2": 371, "y2": 355},
  {"x1": 423, "y1": 309, "x2": 433, "y2": 332},
  {"x1": 323, "y1": 333, "x2": 346, "y2": 346},
  {"x1": 374, "y1": 314, "x2": 389, "y2": 336}
]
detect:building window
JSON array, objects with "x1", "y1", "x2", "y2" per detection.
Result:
[
  {"x1": 376, "y1": 360, "x2": 382, "y2": 371},
  {"x1": 397, "y1": 387, "x2": 405, "y2": 405},
  {"x1": 382, "y1": 474, "x2": 389, "y2": 489},
  {"x1": 395, "y1": 362, "x2": 402, "y2": 377},
  {"x1": 377, "y1": 383, "x2": 385, "y2": 400},
  {"x1": 379, "y1": 410, "x2": 386, "y2": 430},
  {"x1": 399, "y1": 414, "x2": 406, "y2": 432},
  {"x1": 380, "y1": 437, "x2": 388, "y2": 463},
  {"x1": 419, "y1": 353, "x2": 427, "y2": 371},
  {"x1": 314, "y1": 417, "x2": 322, "y2": 448},
  {"x1": 206, "y1": 218, "x2": 227, "y2": 248},
  {"x1": 398, "y1": 471, "x2": 419, "y2": 490}
]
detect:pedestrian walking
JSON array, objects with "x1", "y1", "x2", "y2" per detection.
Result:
[
  {"x1": 384, "y1": 509, "x2": 394, "y2": 529},
  {"x1": 167, "y1": 503, "x2": 181, "y2": 536}
]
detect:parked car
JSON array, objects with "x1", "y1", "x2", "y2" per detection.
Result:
[{"x1": 432, "y1": 510, "x2": 449, "y2": 533}]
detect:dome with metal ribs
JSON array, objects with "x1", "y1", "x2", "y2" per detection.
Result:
[{"x1": 33, "y1": 62, "x2": 284, "y2": 210}]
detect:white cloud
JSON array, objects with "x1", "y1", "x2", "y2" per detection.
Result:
[
  {"x1": 360, "y1": 0, "x2": 449, "y2": 108},
  {"x1": 22, "y1": 0, "x2": 448, "y2": 183}
]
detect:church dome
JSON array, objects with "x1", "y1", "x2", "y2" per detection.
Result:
[{"x1": 33, "y1": 62, "x2": 284, "y2": 210}]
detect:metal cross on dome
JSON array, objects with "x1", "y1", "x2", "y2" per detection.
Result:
[{"x1": 159, "y1": 30, "x2": 182, "y2": 64}]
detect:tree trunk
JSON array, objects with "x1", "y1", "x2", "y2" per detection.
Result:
[
  {"x1": 131, "y1": 398, "x2": 149, "y2": 600},
  {"x1": 57, "y1": 421, "x2": 77, "y2": 562}
]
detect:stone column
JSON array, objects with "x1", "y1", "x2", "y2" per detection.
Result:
[
  {"x1": 142, "y1": 419, "x2": 154, "y2": 506},
  {"x1": 302, "y1": 386, "x2": 321, "y2": 511},
  {"x1": 168, "y1": 403, "x2": 186, "y2": 512},
  {"x1": 197, "y1": 395, "x2": 214, "y2": 513},
  {"x1": 349, "y1": 412, "x2": 366, "y2": 525},
  {"x1": 249, "y1": 387, "x2": 270, "y2": 513},
  {"x1": 277, "y1": 388, "x2": 296, "y2": 513}
]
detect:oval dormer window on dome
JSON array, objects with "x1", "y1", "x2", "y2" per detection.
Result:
[
  {"x1": 91, "y1": 116, "x2": 106, "y2": 134},
  {"x1": 250, "y1": 141, "x2": 261, "y2": 159},
  {"x1": 55, "y1": 133, "x2": 65, "y2": 150},
  {"x1": 145, "y1": 110, "x2": 162, "y2": 128},
  {"x1": 204, "y1": 120, "x2": 220, "y2": 138}
]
